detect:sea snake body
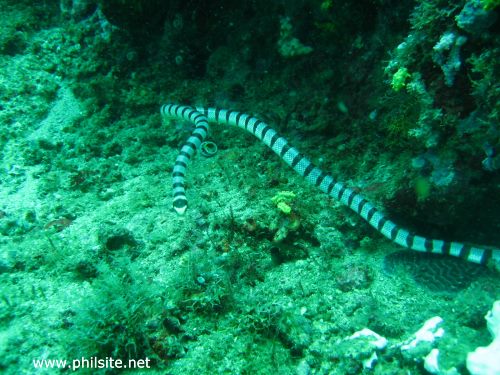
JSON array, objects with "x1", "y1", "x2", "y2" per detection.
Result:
[{"x1": 161, "y1": 103, "x2": 500, "y2": 270}]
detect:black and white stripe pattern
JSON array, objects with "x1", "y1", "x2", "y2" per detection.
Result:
[
  {"x1": 162, "y1": 104, "x2": 500, "y2": 268},
  {"x1": 162, "y1": 104, "x2": 209, "y2": 214}
]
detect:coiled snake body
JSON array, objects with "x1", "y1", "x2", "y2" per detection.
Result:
[{"x1": 162, "y1": 103, "x2": 500, "y2": 269}]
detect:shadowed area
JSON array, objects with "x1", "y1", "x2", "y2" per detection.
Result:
[{"x1": 383, "y1": 250, "x2": 489, "y2": 292}]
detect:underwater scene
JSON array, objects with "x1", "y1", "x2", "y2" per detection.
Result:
[{"x1": 0, "y1": 0, "x2": 499, "y2": 374}]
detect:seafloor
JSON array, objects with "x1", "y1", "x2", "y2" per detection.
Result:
[{"x1": 0, "y1": 1, "x2": 499, "y2": 374}]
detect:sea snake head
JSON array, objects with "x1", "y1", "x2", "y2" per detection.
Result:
[{"x1": 173, "y1": 201, "x2": 187, "y2": 215}]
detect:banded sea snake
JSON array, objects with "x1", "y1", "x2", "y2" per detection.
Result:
[{"x1": 161, "y1": 103, "x2": 500, "y2": 270}]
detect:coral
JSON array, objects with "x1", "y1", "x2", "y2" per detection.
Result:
[
  {"x1": 277, "y1": 17, "x2": 313, "y2": 57},
  {"x1": 271, "y1": 191, "x2": 297, "y2": 215},
  {"x1": 467, "y1": 301, "x2": 500, "y2": 375},
  {"x1": 467, "y1": 49, "x2": 500, "y2": 124},
  {"x1": 346, "y1": 329, "x2": 387, "y2": 369},
  {"x1": 383, "y1": 0, "x2": 499, "y2": 160},
  {"x1": 432, "y1": 32, "x2": 467, "y2": 87},
  {"x1": 404, "y1": 73, "x2": 442, "y2": 148},
  {"x1": 424, "y1": 348, "x2": 460, "y2": 375},
  {"x1": 391, "y1": 67, "x2": 411, "y2": 91},
  {"x1": 456, "y1": 0, "x2": 497, "y2": 33},
  {"x1": 467, "y1": 300, "x2": 500, "y2": 375},
  {"x1": 269, "y1": 191, "x2": 305, "y2": 243}
]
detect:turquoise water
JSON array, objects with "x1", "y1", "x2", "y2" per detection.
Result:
[{"x1": 0, "y1": 1, "x2": 499, "y2": 374}]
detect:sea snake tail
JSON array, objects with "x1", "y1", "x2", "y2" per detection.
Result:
[{"x1": 161, "y1": 103, "x2": 500, "y2": 269}]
